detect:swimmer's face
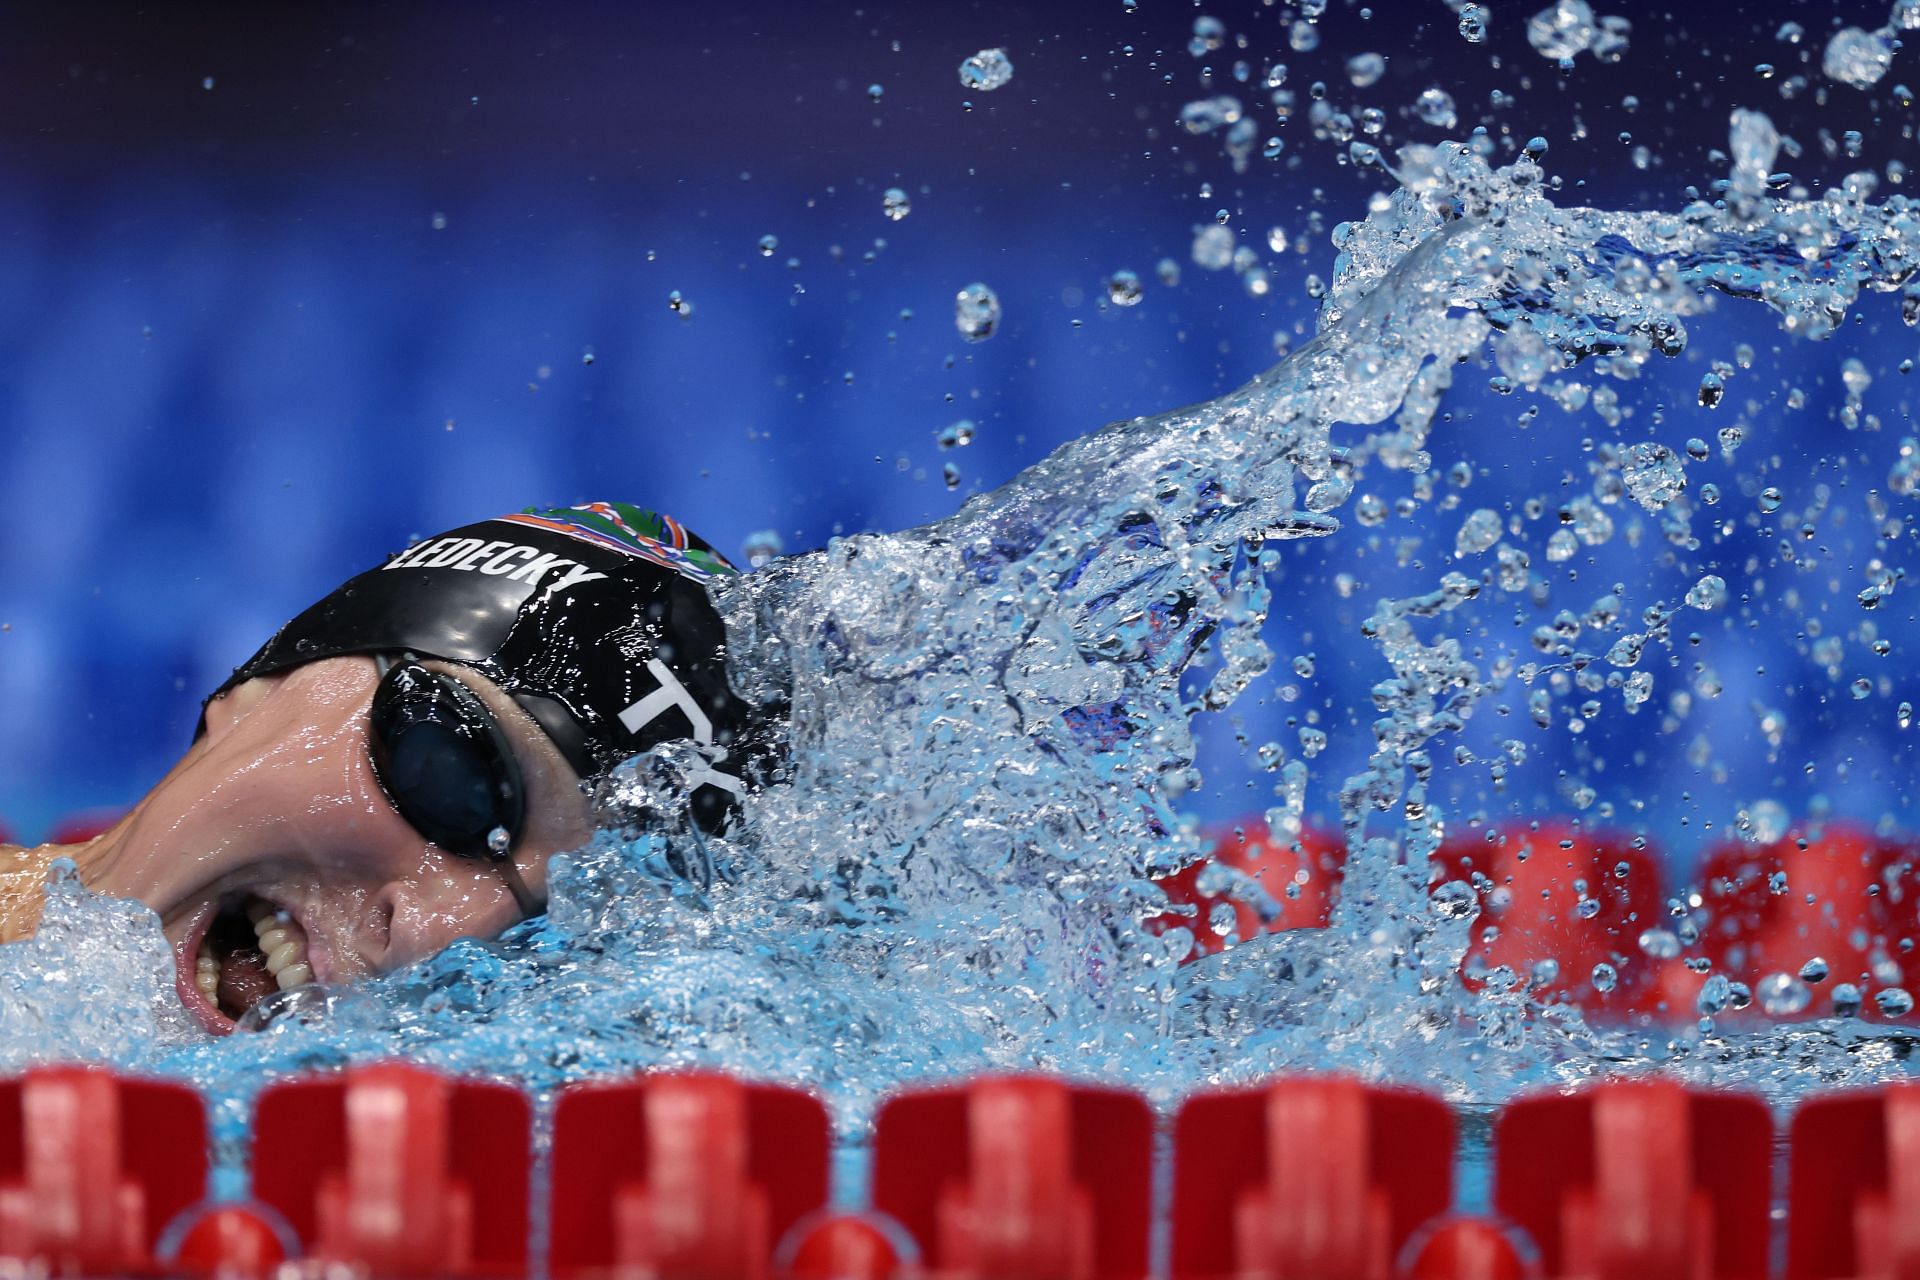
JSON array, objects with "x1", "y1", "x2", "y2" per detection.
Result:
[{"x1": 83, "y1": 656, "x2": 596, "y2": 1034}]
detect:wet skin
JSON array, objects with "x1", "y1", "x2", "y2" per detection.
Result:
[{"x1": 0, "y1": 656, "x2": 596, "y2": 1032}]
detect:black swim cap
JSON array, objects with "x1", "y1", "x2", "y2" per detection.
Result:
[{"x1": 205, "y1": 502, "x2": 760, "y2": 823}]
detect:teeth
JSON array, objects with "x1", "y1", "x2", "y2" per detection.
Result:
[
  {"x1": 253, "y1": 906, "x2": 315, "y2": 991},
  {"x1": 194, "y1": 952, "x2": 218, "y2": 1002},
  {"x1": 264, "y1": 938, "x2": 303, "y2": 972},
  {"x1": 191, "y1": 900, "x2": 320, "y2": 1009}
]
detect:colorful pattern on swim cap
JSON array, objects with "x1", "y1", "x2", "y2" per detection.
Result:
[{"x1": 498, "y1": 501, "x2": 736, "y2": 582}]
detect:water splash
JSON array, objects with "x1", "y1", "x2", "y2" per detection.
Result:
[{"x1": 8, "y1": 116, "x2": 1920, "y2": 1132}]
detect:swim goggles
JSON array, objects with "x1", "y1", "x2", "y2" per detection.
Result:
[{"x1": 367, "y1": 655, "x2": 541, "y2": 916}]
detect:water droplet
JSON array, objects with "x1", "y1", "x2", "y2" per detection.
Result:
[
  {"x1": 1697, "y1": 973, "x2": 1732, "y2": 1015},
  {"x1": 1758, "y1": 974, "x2": 1812, "y2": 1013},
  {"x1": 1824, "y1": 26, "x2": 1893, "y2": 89},
  {"x1": 486, "y1": 826, "x2": 511, "y2": 855},
  {"x1": 1686, "y1": 575, "x2": 1727, "y2": 610},
  {"x1": 1759, "y1": 487, "x2": 1783, "y2": 513},
  {"x1": 1191, "y1": 224, "x2": 1236, "y2": 271},
  {"x1": 1346, "y1": 52, "x2": 1386, "y2": 88},
  {"x1": 867, "y1": 83, "x2": 885, "y2": 103},
  {"x1": 1876, "y1": 987, "x2": 1914, "y2": 1017},
  {"x1": 1457, "y1": 3, "x2": 1490, "y2": 42},
  {"x1": 1527, "y1": 0, "x2": 1596, "y2": 61},
  {"x1": 758, "y1": 234, "x2": 779, "y2": 257},
  {"x1": 1800, "y1": 956, "x2": 1830, "y2": 983},
  {"x1": 1622, "y1": 441, "x2": 1686, "y2": 511},
  {"x1": 882, "y1": 187, "x2": 912, "y2": 221},
  {"x1": 1432, "y1": 881, "x2": 1478, "y2": 920},
  {"x1": 668, "y1": 290, "x2": 694, "y2": 319},
  {"x1": 1414, "y1": 88, "x2": 1458, "y2": 129},
  {"x1": 1750, "y1": 800, "x2": 1790, "y2": 844},
  {"x1": 937, "y1": 419, "x2": 976, "y2": 449},
  {"x1": 1590, "y1": 962, "x2": 1618, "y2": 993},
  {"x1": 1190, "y1": 15, "x2": 1227, "y2": 57},
  {"x1": 1495, "y1": 327, "x2": 1552, "y2": 385},
  {"x1": 954, "y1": 282, "x2": 1002, "y2": 342},
  {"x1": 1638, "y1": 928, "x2": 1681, "y2": 959},
  {"x1": 1833, "y1": 983, "x2": 1865, "y2": 1016},
  {"x1": 1107, "y1": 269, "x2": 1144, "y2": 307},
  {"x1": 1455, "y1": 508, "x2": 1502, "y2": 556},
  {"x1": 958, "y1": 47, "x2": 1015, "y2": 92},
  {"x1": 740, "y1": 530, "x2": 784, "y2": 568}
]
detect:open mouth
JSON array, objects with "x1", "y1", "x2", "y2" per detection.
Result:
[{"x1": 180, "y1": 893, "x2": 318, "y2": 1030}]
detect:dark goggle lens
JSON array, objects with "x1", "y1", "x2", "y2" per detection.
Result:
[{"x1": 369, "y1": 662, "x2": 526, "y2": 861}]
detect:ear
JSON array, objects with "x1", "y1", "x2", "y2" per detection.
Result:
[{"x1": 200, "y1": 672, "x2": 289, "y2": 744}]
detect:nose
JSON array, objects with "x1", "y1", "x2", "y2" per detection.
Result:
[{"x1": 372, "y1": 869, "x2": 521, "y2": 970}]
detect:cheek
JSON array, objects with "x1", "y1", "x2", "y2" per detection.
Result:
[{"x1": 379, "y1": 863, "x2": 522, "y2": 967}]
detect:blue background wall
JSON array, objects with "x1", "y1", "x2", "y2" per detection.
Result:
[{"x1": 1, "y1": 1, "x2": 1912, "y2": 870}]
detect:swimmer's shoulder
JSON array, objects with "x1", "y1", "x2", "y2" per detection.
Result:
[{"x1": 0, "y1": 843, "x2": 60, "y2": 943}]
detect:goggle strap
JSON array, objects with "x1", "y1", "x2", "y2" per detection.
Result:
[{"x1": 495, "y1": 856, "x2": 543, "y2": 918}]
